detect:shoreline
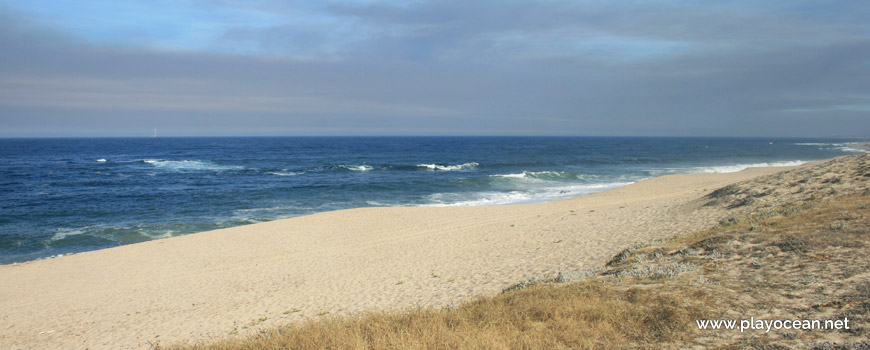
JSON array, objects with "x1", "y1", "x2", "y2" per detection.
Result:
[
  {"x1": 4, "y1": 158, "x2": 830, "y2": 267},
  {"x1": 0, "y1": 161, "x2": 832, "y2": 349},
  {"x1": 849, "y1": 141, "x2": 870, "y2": 152}
]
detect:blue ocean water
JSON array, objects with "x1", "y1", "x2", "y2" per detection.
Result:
[{"x1": 0, "y1": 137, "x2": 863, "y2": 264}]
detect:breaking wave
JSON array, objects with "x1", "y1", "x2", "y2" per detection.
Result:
[
  {"x1": 490, "y1": 171, "x2": 581, "y2": 181},
  {"x1": 645, "y1": 160, "x2": 809, "y2": 176},
  {"x1": 416, "y1": 162, "x2": 479, "y2": 171},
  {"x1": 142, "y1": 159, "x2": 243, "y2": 172},
  {"x1": 50, "y1": 228, "x2": 86, "y2": 241},
  {"x1": 422, "y1": 181, "x2": 633, "y2": 207},
  {"x1": 690, "y1": 160, "x2": 807, "y2": 174},
  {"x1": 267, "y1": 171, "x2": 299, "y2": 176},
  {"x1": 331, "y1": 164, "x2": 374, "y2": 172},
  {"x1": 795, "y1": 142, "x2": 868, "y2": 153}
]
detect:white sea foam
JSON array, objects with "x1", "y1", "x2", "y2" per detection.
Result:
[
  {"x1": 646, "y1": 160, "x2": 809, "y2": 176},
  {"x1": 334, "y1": 164, "x2": 374, "y2": 172},
  {"x1": 36, "y1": 253, "x2": 75, "y2": 261},
  {"x1": 50, "y1": 228, "x2": 86, "y2": 241},
  {"x1": 690, "y1": 160, "x2": 807, "y2": 174},
  {"x1": 840, "y1": 146, "x2": 869, "y2": 153},
  {"x1": 794, "y1": 142, "x2": 852, "y2": 147},
  {"x1": 423, "y1": 191, "x2": 532, "y2": 206},
  {"x1": 417, "y1": 162, "x2": 479, "y2": 171},
  {"x1": 268, "y1": 171, "x2": 299, "y2": 176},
  {"x1": 96, "y1": 158, "x2": 107, "y2": 162},
  {"x1": 841, "y1": 143, "x2": 869, "y2": 153},
  {"x1": 794, "y1": 142, "x2": 867, "y2": 153},
  {"x1": 490, "y1": 171, "x2": 577, "y2": 181},
  {"x1": 142, "y1": 159, "x2": 243, "y2": 172},
  {"x1": 423, "y1": 181, "x2": 632, "y2": 207},
  {"x1": 492, "y1": 173, "x2": 527, "y2": 179},
  {"x1": 148, "y1": 231, "x2": 175, "y2": 239}
]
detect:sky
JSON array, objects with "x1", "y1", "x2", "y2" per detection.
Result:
[{"x1": 0, "y1": 0, "x2": 868, "y2": 137}]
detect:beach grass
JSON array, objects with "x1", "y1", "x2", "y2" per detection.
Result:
[
  {"x1": 166, "y1": 191, "x2": 869, "y2": 349},
  {"x1": 168, "y1": 277, "x2": 707, "y2": 349}
]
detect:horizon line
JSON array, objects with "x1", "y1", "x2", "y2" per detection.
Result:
[{"x1": 0, "y1": 135, "x2": 866, "y2": 140}]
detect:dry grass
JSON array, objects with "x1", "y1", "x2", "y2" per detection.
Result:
[
  {"x1": 611, "y1": 193, "x2": 870, "y2": 349},
  {"x1": 166, "y1": 191, "x2": 870, "y2": 350},
  {"x1": 169, "y1": 281, "x2": 706, "y2": 350}
]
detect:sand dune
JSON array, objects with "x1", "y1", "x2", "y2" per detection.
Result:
[{"x1": 0, "y1": 164, "x2": 812, "y2": 349}]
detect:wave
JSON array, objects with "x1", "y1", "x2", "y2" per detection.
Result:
[
  {"x1": 490, "y1": 171, "x2": 581, "y2": 181},
  {"x1": 50, "y1": 228, "x2": 86, "y2": 241},
  {"x1": 331, "y1": 164, "x2": 374, "y2": 172},
  {"x1": 841, "y1": 143, "x2": 869, "y2": 153},
  {"x1": 267, "y1": 171, "x2": 299, "y2": 176},
  {"x1": 795, "y1": 142, "x2": 867, "y2": 153},
  {"x1": 148, "y1": 230, "x2": 175, "y2": 240},
  {"x1": 840, "y1": 146, "x2": 869, "y2": 153},
  {"x1": 646, "y1": 160, "x2": 809, "y2": 176},
  {"x1": 422, "y1": 181, "x2": 633, "y2": 207},
  {"x1": 416, "y1": 162, "x2": 479, "y2": 171},
  {"x1": 142, "y1": 159, "x2": 244, "y2": 172},
  {"x1": 96, "y1": 159, "x2": 107, "y2": 162},
  {"x1": 795, "y1": 142, "x2": 839, "y2": 146},
  {"x1": 690, "y1": 160, "x2": 807, "y2": 174}
]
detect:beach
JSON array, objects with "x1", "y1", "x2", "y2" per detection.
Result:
[
  {"x1": 0, "y1": 161, "x2": 823, "y2": 350},
  {"x1": 3, "y1": 0, "x2": 868, "y2": 347}
]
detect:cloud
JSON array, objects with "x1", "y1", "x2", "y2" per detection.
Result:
[{"x1": 0, "y1": 1, "x2": 868, "y2": 137}]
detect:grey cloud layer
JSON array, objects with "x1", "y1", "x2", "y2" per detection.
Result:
[{"x1": 1, "y1": 0, "x2": 868, "y2": 136}]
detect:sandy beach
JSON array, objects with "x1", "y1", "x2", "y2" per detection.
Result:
[
  {"x1": 0, "y1": 162, "x2": 840, "y2": 349},
  {"x1": 3, "y1": 0, "x2": 867, "y2": 347}
]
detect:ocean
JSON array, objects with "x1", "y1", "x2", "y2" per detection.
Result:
[{"x1": 0, "y1": 137, "x2": 863, "y2": 265}]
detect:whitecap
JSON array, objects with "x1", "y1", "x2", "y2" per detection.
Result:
[
  {"x1": 334, "y1": 165, "x2": 374, "y2": 172},
  {"x1": 268, "y1": 171, "x2": 299, "y2": 176},
  {"x1": 491, "y1": 173, "x2": 527, "y2": 179},
  {"x1": 795, "y1": 142, "x2": 867, "y2": 153},
  {"x1": 416, "y1": 162, "x2": 479, "y2": 171},
  {"x1": 839, "y1": 143, "x2": 869, "y2": 153},
  {"x1": 690, "y1": 160, "x2": 807, "y2": 174},
  {"x1": 490, "y1": 171, "x2": 576, "y2": 181},
  {"x1": 96, "y1": 159, "x2": 107, "y2": 162},
  {"x1": 50, "y1": 228, "x2": 86, "y2": 241},
  {"x1": 839, "y1": 146, "x2": 869, "y2": 153},
  {"x1": 422, "y1": 181, "x2": 633, "y2": 207},
  {"x1": 141, "y1": 159, "x2": 243, "y2": 172}
]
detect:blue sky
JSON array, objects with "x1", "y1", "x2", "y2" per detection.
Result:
[{"x1": 1, "y1": 0, "x2": 868, "y2": 137}]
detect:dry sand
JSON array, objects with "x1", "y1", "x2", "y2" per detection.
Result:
[{"x1": 0, "y1": 164, "x2": 806, "y2": 349}]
